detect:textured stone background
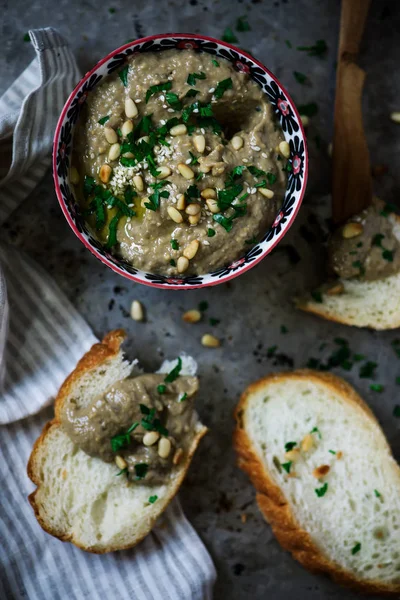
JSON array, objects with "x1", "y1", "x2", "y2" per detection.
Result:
[{"x1": 1, "y1": 0, "x2": 400, "y2": 598}]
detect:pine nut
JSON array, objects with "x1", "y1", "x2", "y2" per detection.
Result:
[
  {"x1": 390, "y1": 111, "x2": 400, "y2": 124},
  {"x1": 342, "y1": 222, "x2": 363, "y2": 239},
  {"x1": 201, "y1": 333, "x2": 220, "y2": 348},
  {"x1": 123, "y1": 152, "x2": 134, "y2": 158},
  {"x1": 313, "y1": 465, "x2": 330, "y2": 478},
  {"x1": 104, "y1": 127, "x2": 118, "y2": 144},
  {"x1": 176, "y1": 194, "x2": 186, "y2": 210},
  {"x1": 99, "y1": 164, "x2": 112, "y2": 183},
  {"x1": 327, "y1": 282, "x2": 344, "y2": 296},
  {"x1": 231, "y1": 135, "x2": 244, "y2": 150},
  {"x1": 301, "y1": 434, "x2": 314, "y2": 452},
  {"x1": 122, "y1": 119, "x2": 134, "y2": 137},
  {"x1": 167, "y1": 206, "x2": 183, "y2": 223},
  {"x1": 300, "y1": 115, "x2": 310, "y2": 127},
  {"x1": 182, "y1": 309, "x2": 202, "y2": 323},
  {"x1": 201, "y1": 188, "x2": 216, "y2": 199},
  {"x1": 199, "y1": 164, "x2": 211, "y2": 173},
  {"x1": 193, "y1": 134, "x2": 205, "y2": 153},
  {"x1": 130, "y1": 300, "x2": 144, "y2": 321},
  {"x1": 188, "y1": 213, "x2": 201, "y2": 225},
  {"x1": 279, "y1": 141, "x2": 291, "y2": 158},
  {"x1": 259, "y1": 187, "x2": 274, "y2": 199},
  {"x1": 115, "y1": 455, "x2": 127, "y2": 470},
  {"x1": 172, "y1": 448, "x2": 183, "y2": 465},
  {"x1": 212, "y1": 165, "x2": 225, "y2": 176},
  {"x1": 133, "y1": 175, "x2": 144, "y2": 191},
  {"x1": 206, "y1": 199, "x2": 220, "y2": 214},
  {"x1": 177, "y1": 163, "x2": 195, "y2": 180},
  {"x1": 156, "y1": 166, "x2": 171, "y2": 179},
  {"x1": 170, "y1": 124, "x2": 187, "y2": 136},
  {"x1": 158, "y1": 437, "x2": 171, "y2": 458},
  {"x1": 138, "y1": 135, "x2": 150, "y2": 144},
  {"x1": 177, "y1": 256, "x2": 189, "y2": 273},
  {"x1": 70, "y1": 166, "x2": 80, "y2": 185},
  {"x1": 143, "y1": 431, "x2": 160, "y2": 446},
  {"x1": 109, "y1": 143, "x2": 121, "y2": 161},
  {"x1": 125, "y1": 97, "x2": 138, "y2": 119},
  {"x1": 185, "y1": 203, "x2": 201, "y2": 216},
  {"x1": 285, "y1": 449, "x2": 300, "y2": 462},
  {"x1": 183, "y1": 240, "x2": 199, "y2": 260}
]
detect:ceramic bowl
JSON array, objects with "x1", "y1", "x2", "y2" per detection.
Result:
[{"x1": 53, "y1": 33, "x2": 308, "y2": 289}]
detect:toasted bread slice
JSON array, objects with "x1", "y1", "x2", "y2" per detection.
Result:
[
  {"x1": 28, "y1": 330, "x2": 207, "y2": 553},
  {"x1": 297, "y1": 214, "x2": 400, "y2": 330},
  {"x1": 234, "y1": 370, "x2": 400, "y2": 594}
]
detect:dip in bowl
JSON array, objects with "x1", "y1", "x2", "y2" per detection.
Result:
[{"x1": 54, "y1": 34, "x2": 307, "y2": 288}]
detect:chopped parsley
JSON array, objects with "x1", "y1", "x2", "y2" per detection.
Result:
[
  {"x1": 116, "y1": 468, "x2": 128, "y2": 477},
  {"x1": 148, "y1": 495, "x2": 158, "y2": 504},
  {"x1": 372, "y1": 233, "x2": 385, "y2": 246},
  {"x1": 134, "y1": 463, "x2": 148, "y2": 480},
  {"x1": 170, "y1": 239, "x2": 179, "y2": 250},
  {"x1": 140, "y1": 404, "x2": 169, "y2": 437},
  {"x1": 311, "y1": 290, "x2": 323, "y2": 303},
  {"x1": 109, "y1": 7, "x2": 116, "y2": 13},
  {"x1": 328, "y1": 450, "x2": 336, "y2": 455},
  {"x1": 245, "y1": 236, "x2": 257, "y2": 245},
  {"x1": 165, "y1": 92, "x2": 182, "y2": 111},
  {"x1": 185, "y1": 184, "x2": 200, "y2": 202},
  {"x1": 170, "y1": 259, "x2": 176, "y2": 267},
  {"x1": 280, "y1": 325, "x2": 288, "y2": 334},
  {"x1": 374, "y1": 489, "x2": 381, "y2": 498},
  {"x1": 222, "y1": 27, "x2": 239, "y2": 44},
  {"x1": 293, "y1": 71, "x2": 308, "y2": 84},
  {"x1": 212, "y1": 59, "x2": 220, "y2": 67},
  {"x1": 281, "y1": 461, "x2": 292, "y2": 473},
  {"x1": 394, "y1": 405, "x2": 400, "y2": 417},
  {"x1": 187, "y1": 71, "x2": 206, "y2": 87},
  {"x1": 315, "y1": 482, "x2": 328, "y2": 497},
  {"x1": 144, "y1": 181, "x2": 170, "y2": 212},
  {"x1": 285, "y1": 40, "x2": 292, "y2": 48},
  {"x1": 199, "y1": 301, "x2": 209, "y2": 311},
  {"x1": 370, "y1": 383, "x2": 384, "y2": 392},
  {"x1": 178, "y1": 392, "x2": 188, "y2": 403},
  {"x1": 284, "y1": 441, "x2": 297, "y2": 451},
  {"x1": 382, "y1": 249, "x2": 394, "y2": 262},
  {"x1": 297, "y1": 39, "x2": 328, "y2": 58},
  {"x1": 23, "y1": 33, "x2": 30, "y2": 42},
  {"x1": 164, "y1": 357, "x2": 182, "y2": 383},
  {"x1": 351, "y1": 542, "x2": 361, "y2": 555},
  {"x1": 105, "y1": 213, "x2": 121, "y2": 248},
  {"x1": 213, "y1": 213, "x2": 235, "y2": 232},
  {"x1": 359, "y1": 361, "x2": 377, "y2": 379},
  {"x1": 352, "y1": 260, "x2": 365, "y2": 276},
  {"x1": 207, "y1": 228, "x2": 216, "y2": 237},
  {"x1": 236, "y1": 15, "x2": 251, "y2": 31},
  {"x1": 118, "y1": 65, "x2": 129, "y2": 87},
  {"x1": 310, "y1": 426, "x2": 322, "y2": 439},
  {"x1": 247, "y1": 165, "x2": 266, "y2": 178},
  {"x1": 98, "y1": 115, "x2": 110, "y2": 125},
  {"x1": 188, "y1": 151, "x2": 199, "y2": 165},
  {"x1": 185, "y1": 88, "x2": 200, "y2": 98},
  {"x1": 157, "y1": 384, "x2": 167, "y2": 394},
  {"x1": 146, "y1": 81, "x2": 172, "y2": 103},
  {"x1": 214, "y1": 77, "x2": 233, "y2": 99},
  {"x1": 209, "y1": 317, "x2": 220, "y2": 326},
  {"x1": 83, "y1": 175, "x2": 96, "y2": 199},
  {"x1": 110, "y1": 422, "x2": 139, "y2": 452},
  {"x1": 298, "y1": 102, "x2": 318, "y2": 118}
]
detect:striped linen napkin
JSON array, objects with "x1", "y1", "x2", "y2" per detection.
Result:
[{"x1": 0, "y1": 28, "x2": 216, "y2": 600}]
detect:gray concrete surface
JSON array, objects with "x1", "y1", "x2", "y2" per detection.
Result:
[{"x1": 1, "y1": 0, "x2": 400, "y2": 598}]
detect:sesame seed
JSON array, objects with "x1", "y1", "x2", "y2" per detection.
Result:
[
  {"x1": 193, "y1": 108, "x2": 199, "y2": 113},
  {"x1": 203, "y1": 240, "x2": 210, "y2": 246},
  {"x1": 167, "y1": 108, "x2": 174, "y2": 113},
  {"x1": 250, "y1": 187, "x2": 256, "y2": 194},
  {"x1": 160, "y1": 95, "x2": 165, "y2": 101},
  {"x1": 135, "y1": 99, "x2": 142, "y2": 103},
  {"x1": 162, "y1": 104, "x2": 167, "y2": 108},
  {"x1": 209, "y1": 87, "x2": 215, "y2": 93},
  {"x1": 252, "y1": 145, "x2": 261, "y2": 151},
  {"x1": 201, "y1": 128, "x2": 205, "y2": 134},
  {"x1": 242, "y1": 158, "x2": 249, "y2": 163},
  {"x1": 261, "y1": 152, "x2": 268, "y2": 158},
  {"x1": 160, "y1": 119, "x2": 166, "y2": 125},
  {"x1": 185, "y1": 158, "x2": 191, "y2": 164}
]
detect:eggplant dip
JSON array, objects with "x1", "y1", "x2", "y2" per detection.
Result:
[
  {"x1": 59, "y1": 359, "x2": 199, "y2": 484},
  {"x1": 72, "y1": 49, "x2": 289, "y2": 275},
  {"x1": 328, "y1": 201, "x2": 400, "y2": 282}
]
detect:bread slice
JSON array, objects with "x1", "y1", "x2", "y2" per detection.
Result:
[
  {"x1": 296, "y1": 214, "x2": 400, "y2": 330},
  {"x1": 28, "y1": 330, "x2": 207, "y2": 553},
  {"x1": 234, "y1": 370, "x2": 400, "y2": 595}
]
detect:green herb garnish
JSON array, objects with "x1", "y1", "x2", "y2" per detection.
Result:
[
  {"x1": 145, "y1": 81, "x2": 172, "y2": 103},
  {"x1": 359, "y1": 361, "x2": 377, "y2": 379},
  {"x1": 98, "y1": 115, "x2": 110, "y2": 125},
  {"x1": 236, "y1": 15, "x2": 250, "y2": 31},
  {"x1": 382, "y1": 249, "x2": 394, "y2": 262},
  {"x1": 245, "y1": 236, "x2": 257, "y2": 245},
  {"x1": 199, "y1": 301, "x2": 208, "y2": 311},
  {"x1": 285, "y1": 40, "x2": 292, "y2": 48},
  {"x1": 298, "y1": 102, "x2": 318, "y2": 117},
  {"x1": 394, "y1": 405, "x2": 400, "y2": 417},
  {"x1": 165, "y1": 92, "x2": 182, "y2": 111},
  {"x1": 170, "y1": 239, "x2": 179, "y2": 250},
  {"x1": 297, "y1": 39, "x2": 328, "y2": 58},
  {"x1": 328, "y1": 450, "x2": 336, "y2": 455},
  {"x1": 23, "y1": 33, "x2": 30, "y2": 42},
  {"x1": 207, "y1": 228, "x2": 216, "y2": 237},
  {"x1": 285, "y1": 441, "x2": 297, "y2": 451},
  {"x1": 351, "y1": 542, "x2": 361, "y2": 555},
  {"x1": 185, "y1": 184, "x2": 200, "y2": 202},
  {"x1": 187, "y1": 71, "x2": 206, "y2": 86},
  {"x1": 178, "y1": 392, "x2": 188, "y2": 403},
  {"x1": 148, "y1": 495, "x2": 158, "y2": 504},
  {"x1": 145, "y1": 181, "x2": 170, "y2": 212},
  {"x1": 209, "y1": 318, "x2": 220, "y2": 326},
  {"x1": 311, "y1": 290, "x2": 323, "y2": 303},
  {"x1": 164, "y1": 357, "x2": 182, "y2": 383},
  {"x1": 352, "y1": 260, "x2": 365, "y2": 276},
  {"x1": 214, "y1": 77, "x2": 233, "y2": 99},
  {"x1": 109, "y1": 7, "x2": 116, "y2": 13},
  {"x1": 213, "y1": 213, "x2": 234, "y2": 232},
  {"x1": 188, "y1": 151, "x2": 199, "y2": 165},
  {"x1": 116, "y1": 468, "x2": 128, "y2": 477},
  {"x1": 374, "y1": 489, "x2": 381, "y2": 498},
  {"x1": 372, "y1": 233, "x2": 385, "y2": 246},
  {"x1": 111, "y1": 421, "x2": 139, "y2": 452},
  {"x1": 157, "y1": 384, "x2": 167, "y2": 394},
  {"x1": 170, "y1": 259, "x2": 176, "y2": 267},
  {"x1": 293, "y1": 71, "x2": 308, "y2": 84},
  {"x1": 105, "y1": 212, "x2": 121, "y2": 248},
  {"x1": 315, "y1": 482, "x2": 328, "y2": 497},
  {"x1": 281, "y1": 461, "x2": 292, "y2": 473},
  {"x1": 280, "y1": 325, "x2": 288, "y2": 334},
  {"x1": 370, "y1": 383, "x2": 384, "y2": 392},
  {"x1": 222, "y1": 27, "x2": 238, "y2": 44},
  {"x1": 83, "y1": 175, "x2": 96, "y2": 198},
  {"x1": 185, "y1": 88, "x2": 199, "y2": 98},
  {"x1": 119, "y1": 65, "x2": 129, "y2": 87},
  {"x1": 212, "y1": 59, "x2": 220, "y2": 67},
  {"x1": 310, "y1": 426, "x2": 322, "y2": 439},
  {"x1": 134, "y1": 463, "x2": 148, "y2": 480}
]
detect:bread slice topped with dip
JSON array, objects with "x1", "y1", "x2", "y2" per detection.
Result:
[
  {"x1": 234, "y1": 370, "x2": 400, "y2": 594},
  {"x1": 28, "y1": 330, "x2": 207, "y2": 553},
  {"x1": 297, "y1": 210, "x2": 400, "y2": 330}
]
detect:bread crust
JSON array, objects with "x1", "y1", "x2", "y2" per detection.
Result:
[
  {"x1": 27, "y1": 330, "x2": 207, "y2": 553},
  {"x1": 233, "y1": 369, "x2": 400, "y2": 595}
]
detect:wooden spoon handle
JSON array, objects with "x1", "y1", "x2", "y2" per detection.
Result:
[{"x1": 332, "y1": 0, "x2": 372, "y2": 225}]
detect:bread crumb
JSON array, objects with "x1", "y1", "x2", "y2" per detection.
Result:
[
  {"x1": 336, "y1": 451, "x2": 343, "y2": 459},
  {"x1": 62, "y1": 470, "x2": 67, "y2": 480},
  {"x1": 241, "y1": 513, "x2": 247, "y2": 524},
  {"x1": 313, "y1": 464, "x2": 330, "y2": 478}
]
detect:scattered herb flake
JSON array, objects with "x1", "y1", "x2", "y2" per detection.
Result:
[
  {"x1": 285, "y1": 40, "x2": 292, "y2": 48},
  {"x1": 213, "y1": 213, "x2": 234, "y2": 232},
  {"x1": 285, "y1": 441, "x2": 297, "y2": 452},
  {"x1": 185, "y1": 88, "x2": 200, "y2": 98},
  {"x1": 280, "y1": 325, "x2": 288, "y2": 334},
  {"x1": 189, "y1": 151, "x2": 199, "y2": 165},
  {"x1": 212, "y1": 59, "x2": 220, "y2": 67},
  {"x1": 310, "y1": 426, "x2": 322, "y2": 439},
  {"x1": 359, "y1": 361, "x2": 377, "y2": 379},
  {"x1": 157, "y1": 384, "x2": 167, "y2": 394},
  {"x1": 164, "y1": 357, "x2": 182, "y2": 383},
  {"x1": 370, "y1": 383, "x2": 384, "y2": 392},
  {"x1": 207, "y1": 228, "x2": 216, "y2": 237},
  {"x1": 134, "y1": 463, "x2": 148, "y2": 480},
  {"x1": 23, "y1": 33, "x2": 30, "y2": 42},
  {"x1": 372, "y1": 233, "x2": 384, "y2": 247},
  {"x1": 328, "y1": 450, "x2": 336, "y2": 455},
  {"x1": 315, "y1": 482, "x2": 328, "y2": 497},
  {"x1": 351, "y1": 542, "x2": 361, "y2": 555},
  {"x1": 170, "y1": 259, "x2": 176, "y2": 267},
  {"x1": 165, "y1": 92, "x2": 182, "y2": 111},
  {"x1": 298, "y1": 102, "x2": 318, "y2": 118},
  {"x1": 116, "y1": 468, "x2": 128, "y2": 477},
  {"x1": 311, "y1": 290, "x2": 323, "y2": 303},
  {"x1": 209, "y1": 318, "x2": 220, "y2": 326},
  {"x1": 394, "y1": 405, "x2": 400, "y2": 418},
  {"x1": 98, "y1": 115, "x2": 110, "y2": 125},
  {"x1": 297, "y1": 39, "x2": 328, "y2": 58},
  {"x1": 111, "y1": 422, "x2": 139, "y2": 452},
  {"x1": 178, "y1": 392, "x2": 188, "y2": 403},
  {"x1": 374, "y1": 489, "x2": 381, "y2": 498},
  {"x1": 199, "y1": 301, "x2": 209, "y2": 312},
  {"x1": 170, "y1": 239, "x2": 179, "y2": 250},
  {"x1": 293, "y1": 71, "x2": 308, "y2": 84},
  {"x1": 187, "y1": 71, "x2": 206, "y2": 87},
  {"x1": 281, "y1": 461, "x2": 292, "y2": 473},
  {"x1": 105, "y1": 212, "x2": 122, "y2": 248},
  {"x1": 382, "y1": 249, "x2": 394, "y2": 262},
  {"x1": 119, "y1": 65, "x2": 129, "y2": 87},
  {"x1": 236, "y1": 15, "x2": 251, "y2": 31},
  {"x1": 222, "y1": 27, "x2": 239, "y2": 44},
  {"x1": 149, "y1": 495, "x2": 158, "y2": 504},
  {"x1": 214, "y1": 77, "x2": 233, "y2": 100},
  {"x1": 146, "y1": 81, "x2": 172, "y2": 103}
]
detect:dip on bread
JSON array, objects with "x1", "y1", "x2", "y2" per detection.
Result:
[{"x1": 72, "y1": 50, "x2": 288, "y2": 275}]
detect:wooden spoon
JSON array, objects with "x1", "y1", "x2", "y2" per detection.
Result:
[{"x1": 332, "y1": 0, "x2": 372, "y2": 225}]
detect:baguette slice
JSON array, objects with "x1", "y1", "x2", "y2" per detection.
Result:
[
  {"x1": 296, "y1": 214, "x2": 400, "y2": 330},
  {"x1": 234, "y1": 370, "x2": 400, "y2": 595},
  {"x1": 28, "y1": 330, "x2": 207, "y2": 554}
]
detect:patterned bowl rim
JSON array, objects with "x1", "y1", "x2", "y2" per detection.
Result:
[{"x1": 53, "y1": 32, "x2": 308, "y2": 290}]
